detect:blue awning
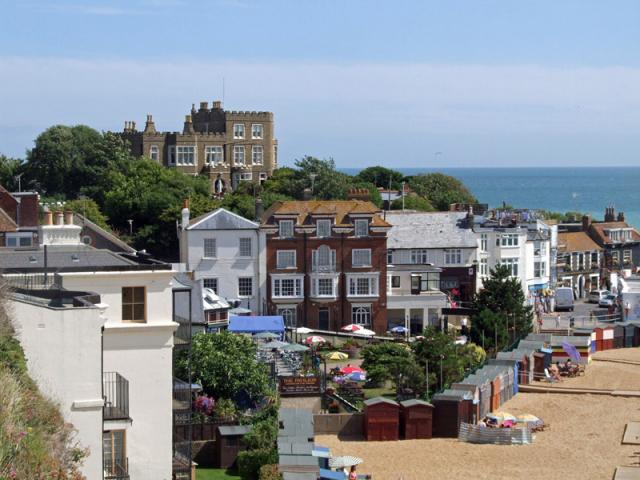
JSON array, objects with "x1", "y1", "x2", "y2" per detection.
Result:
[
  {"x1": 228, "y1": 315, "x2": 285, "y2": 334},
  {"x1": 319, "y1": 469, "x2": 345, "y2": 480}
]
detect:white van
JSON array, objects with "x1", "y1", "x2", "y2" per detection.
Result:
[
  {"x1": 555, "y1": 287, "x2": 575, "y2": 312},
  {"x1": 588, "y1": 289, "x2": 610, "y2": 304}
]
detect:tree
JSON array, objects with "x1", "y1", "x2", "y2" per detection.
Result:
[
  {"x1": 361, "y1": 342, "x2": 425, "y2": 396},
  {"x1": 178, "y1": 331, "x2": 270, "y2": 403},
  {"x1": 412, "y1": 327, "x2": 485, "y2": 394},
  {"x1": 63, "y1": 198, "x2": 110, "y2": 230},
  {"x1": 292, "y1": 156, "x2": 352, "y2": 200},
  {"x1": 355, "y1": 166, "x2": 405, "y2": 190},
  {"x1": 0, "y1": 155, "x2": 22, "y2": 190},
  {"x1": 407, "y1": 173, "x2": 476, "y2": 211},
  {"x1": 471, "y1": 265, "x2": 533, "y2": 354},
  {"x1": 390, "y1": 195, "x2": 434, "y2": 212}
]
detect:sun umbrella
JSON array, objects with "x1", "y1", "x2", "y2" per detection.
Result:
[
  {"x1": 561, "y1": 341, "x2": 582, "y2": 363},
  {"x1": 488, "y1": 412, "x2": 517, "y2": 422},
  {"x1": 329, "y1": 456, "x2": 363, "y2": 469},
  {"x1": 390, "y1": 326, "x2": 408, "y2": 334},
  {"x1": 355, "y1": 328, "x2": 376, "y2": 336},
  {"x1": 253, "y1": 331, "x2": 279, "y2": 340},
  {"x1": 348, "y1": 372, "x2": 366, "y2": 382},
  {"x1": 304, "y1": 335, "x2": 326, "y2": 344},
  {"x1": 281, "y1": 343, "x2": 310, "y2": 352},
  {"x1": 327, "y1": 351, "x2": 349, "y2": 360},
  {"x1": 296, "y1": 327, "x2": 313, "y2": 334},
  {"x1": 341, "y1": 324, "x2": 363, "y2": 332},
  {"x1": 259, "y1": 340, "x2": 288, "y2": 349},
  {"x1": 341, "y1": 366, "x2": 364, "y2": 375}
]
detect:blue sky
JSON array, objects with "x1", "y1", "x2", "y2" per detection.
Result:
[{"x1": 1, "y1": 0, "x2": 640, "y2": 167}]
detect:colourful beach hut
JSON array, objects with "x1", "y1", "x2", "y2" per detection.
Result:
[
  {"x1": 432, "y1": 389, "x2": 474, "y2": 438},
  {"x1": 363, "y1": 397, "x2": 400, "y2": 441}
]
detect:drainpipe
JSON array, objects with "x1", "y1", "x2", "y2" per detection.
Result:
[
  {"x1": 255, "y1": 229, "x2": 262, "y2": 314},
  {"x1": 341, "y1": 232, "x2": 345, "y2": 328},
  {"x1": 303, "y1": 231, "x2": 308, "y2": 328}
]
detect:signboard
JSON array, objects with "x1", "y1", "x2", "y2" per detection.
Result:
[{"x1": 279, "y1": 376, "x2": 321, "y2": 396}]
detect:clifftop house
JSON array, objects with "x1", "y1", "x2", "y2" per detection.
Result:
[{"x1": 120, "y1": 100, "x2": 277, "y2": 193}]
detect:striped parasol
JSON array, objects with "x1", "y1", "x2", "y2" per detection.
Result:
[{"x1": 329, "y1": 455, "x2": 363, "y2": 469}]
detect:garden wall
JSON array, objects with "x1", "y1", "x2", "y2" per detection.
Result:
[{"x1": 313, "y1": 413, "x2": 364, "y2": 436}]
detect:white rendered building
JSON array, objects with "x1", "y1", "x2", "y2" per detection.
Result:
[{"x1": 179, "y1": 205, "x2": 267, "y2": 316}]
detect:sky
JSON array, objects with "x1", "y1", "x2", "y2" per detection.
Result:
[{"x1": 1, "y1": 0, "x2": 640, "y2": 168}]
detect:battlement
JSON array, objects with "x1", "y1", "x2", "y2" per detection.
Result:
[{"x1": 226, "y1": 111, "x2": 273, "y2": 120}]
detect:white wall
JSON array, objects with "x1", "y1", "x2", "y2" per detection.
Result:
[
  {"x1": 389, "y1": 248, "x2": 476, "y2": 267},
  {"x1": 185, "y1": 228, "x2": 266, "y2": 312},
  {"x1": 10, "y1": 299, "x2": 105, "y2": 480}
]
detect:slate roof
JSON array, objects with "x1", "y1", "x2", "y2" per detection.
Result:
[
  {"x1": 262, "y1": 200, "x2": 390, "y2": 228},
  {"x1": 589, "y1": 222, "x2": 640, "y2": 246},
  {"x1": 74, "y1": 213, "x2": 135, "y2": 253},
  {"x1": 558, "y1": 231, "x2": 602, "y2": 253},
  {"x1": 218, "y1": 425, "x2": 251, "y2": 436},
  {"x1": 187, "y1": 208, "x2": 259, "y2": 230},
  {"x1": 363, "y1": 396, "x2": 399, "y2": 407},
  {"x1": 386, "y1": 212, "x2": 477, "y2": 249}
]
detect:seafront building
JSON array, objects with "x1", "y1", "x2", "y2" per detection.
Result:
[{"x1": 119, "y1": 101, "x2": 277, "y2": 193}]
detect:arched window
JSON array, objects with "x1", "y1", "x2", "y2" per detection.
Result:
[
  {"x1": 352, "y1": 305, "x2": 371, "y2": 325},
  {"x1": 278, "y1": 308, "x2": 296, "y2": 327},
  {"x1": 312, "y1": 245, "x2": 336, "y2": 272}
]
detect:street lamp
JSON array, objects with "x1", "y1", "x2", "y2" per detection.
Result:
[
  {"x1": 309, "y1": 173, "x2": 317, "y2": 196},
  {"x1": 127, "y1": 219, "x2": 133, "y2": 236}
]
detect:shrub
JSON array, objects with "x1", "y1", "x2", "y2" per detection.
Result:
[
  {"x1": 237, "y1": 448, "x2": 278, "y2": 480},
  {"x1": 259, "y1": 464, "x2": 282, "y2": 480}
]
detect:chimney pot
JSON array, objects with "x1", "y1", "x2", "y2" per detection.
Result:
[
  {"x1": 199, "y1": 101, "x2": 209, "y2": 111},
  {"x1": 44, "y1": 210, "x2": 53, "y2": 226},
  {"x1": 55, "y1": 211, "x2": 64, "y2": 225},
  {"x1": 582, "y1": 215, "x2": 592, "y2": 231},
  {"x1": 64, "y1": 210, "x2": 74, "y2": 225},
  {"x1": 212, "y1": 101, "x2": 222, "y2": 109}
]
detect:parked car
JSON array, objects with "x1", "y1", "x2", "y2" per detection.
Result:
[
  {"x1": 599, "y1": 294, "x2": 618, "y2": 308},
  {"x1": 588, "y1": 289, "x2": 610, "y2": 304},
  {"x1": 555, "y1": 287, "x2": 575, "y2": 312}
]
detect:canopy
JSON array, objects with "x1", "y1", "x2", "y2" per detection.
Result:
[
  {"x1": 296, "y1": 327, "x2": 313, "y2": 334},
  {"x1": 228, "y1": 315, "x2": 284, "y2": 334},
  {"x1": 561, "y1": 341, "x2": 582, "y2": 363},
  {"x1": 355, "y1": 328, "x2": 376, "y2": 336},
  {"x1": 281, "y1": 343, "x2": 310, "y2": 353},
  {"x1": 253, "y1": 331, "x2": 279, "y2": 340}
]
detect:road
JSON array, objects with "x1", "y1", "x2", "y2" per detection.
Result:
[{"x1": 540, "y1": 298, "x2": 619, "y2": 330}]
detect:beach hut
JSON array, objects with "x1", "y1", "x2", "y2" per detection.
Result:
[
  {"x1": 594, "y1": 326, "x2": 604, "y2": 352},
  {"x1": 400, "y1": 399, "x2": 434, "y2": 439},
  {"x1": 454, "y1": 374, "x2": 491, "y2": 421},
  {"x1": 549, "y1": 335, "x2": 592, "y2": 364},
  {"x1": 533, "y1": 352, "x2": 545, "y2": 379},
  {"x1": 488, "y1": 359, "x2": 518, "y2": 395},
  {"x1": 614, "y1": 324, "x2": 625, "y2": 349},
  {"x1": 432, "y1": 389, "x2": 474, "y2": 438},
  {"x1": 486, "y1": 369, "x2": 502, "y2": 412},
  {"x1": 630, "y1": 322, "x2": 640, "y2": 347},
  {"x1": 363, "y1": 397, "x2": 400, "y2": 441},
  {"x1": 602, "y1": 326, "x2": 615, "y2": 350}
]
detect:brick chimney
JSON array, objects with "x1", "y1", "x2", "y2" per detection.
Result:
[
  {"x1": 347, "y1": 188, "x2": 370, "y2": 201},
  {"x1": 183, "y1": 115, "x2": 195, "y2": 134},
  {"x1": 302, "y1": 188, "x2": 312, "y2": 201},
  {"x1": 617, "y1": 211, "x2": 625, "y2": 222},
  {"x1": 604, "y1": 206, "x2": 615, "y2": 222},
  {"x1": 212, "y1": 100, "x2": 222, "y2": 109},
  {"x1": 582, "y1": 215, "x2": 592, "y2": 231},
  {"x1": 199, "y1": 101, "x2": 209, "y2": 112},
  {"x1": 144, "y1": 114, "x2": 156, "y2": 134}
]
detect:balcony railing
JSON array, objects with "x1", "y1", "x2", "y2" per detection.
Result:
[
  {"x1": 103, "y1": 372, "x2": 129, "y2": 420},
  {"x1": 174, "y1": 316, "x2": 191, "y2": 346},
  {"x1": 104, "y1": 457, "x2": 129, "y2": 480}
]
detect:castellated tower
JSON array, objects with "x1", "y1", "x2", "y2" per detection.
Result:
[{"x1": 119, "y1": 101, "x2": 277, "y2": 195}]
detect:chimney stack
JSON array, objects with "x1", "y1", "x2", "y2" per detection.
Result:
[
  {"x1": 302, "y1": 188, "x2": 312, "y2": 201},
  {"x1": 255, "y1": 197, "x2": 264, "y2": 222},
  {"x1": 212, "y1": 100, "x2": 222, "y2": 109},
  {"x1": 582, "y1": 215, "x2": 592, "y2": 231},
  {"x1": 604, "y1": 206, "x2": 615, "y2": 222},
  {"x1": 144, "y1": 114, "x2": 157, "y2": 134},
  {"x1": 55, "y1": 211, "x2": 64, "y2": 225},
  {"x1": 466, "y1": 205, "x2": 474, "y2": 229},
  {"x1": 618, "y1": 211, "x2": 625, "y2": 222},
  {"x1": 347, "y1": 188, "x2": 370, "y2": 201},
  {"x1": 181, "y1": 199, "x2": 190, "y2": 230},
  {"x1": 64, "y1": 210, "x2": 74, "y2": 225},
  {"x1": 183, "y1": 115, "x2": 195, "y2": 134},
  {"x1": 199, "y1": 101, "x2": 209, "y2": 111}
]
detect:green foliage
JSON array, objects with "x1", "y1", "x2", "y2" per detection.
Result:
[
  {"x1": 293, "y1": 156, "x2": 352, "y2": 200},
  {"x1": 407, "y1": 173, "x2": 476, "y2": 211},
  {"x1": 214, "y1": 398, "x2": 238, "y2": 421},
  {"x1": 412, "y1": 327, "x2": 485, "y2": 393},
  {"x1": 258, "y1": 464, "x2": 282, "y2": 480},
  {"x1": 348, "y1": 181, "x2": 383, "y2": 207},
  {"x1": 237, "y1": 448, "x2": 278, "y2": 480},
  {"x1": 471, "y1": 265, "x2": 533, "y2": 354},
  {"x1": 62, "y1": 198, "x2": 110, "y2": 229},
  {"x1": 355, "y1": 166, "x2": 405, "y2": 190},
  {"x1": 178, "y1": 331, "x2": 270, "y2": 402},
  {"x1": 390, "y1": 195, "x2": 434, "y2": 212},
  {"x1": 539, "y1": 210, "x2": 585, "y2": 223},
  {"x1": 220, "y1": 192, "x2": 257, "y2": 220},
  {"x1": 361, "y1": 342, "x2": 425, "y2": 396},
  {"x1": 0, "y1": 155, "x2": 22, "y2": 191},
  {"x1": 243, "y1": 419, "x2": 277, "y2": 451}
]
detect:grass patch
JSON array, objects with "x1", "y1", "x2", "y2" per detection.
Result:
[
  {"x1": 363, "y1": 386, "x2": 396, "y2": 399},
  {"x1": 197, "y1": 467, "x2": 242, "y2": 480}
]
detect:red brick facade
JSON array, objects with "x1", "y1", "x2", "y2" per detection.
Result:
[{"x1": 262, "y1": 200, "x2": 390, "y2": 334}]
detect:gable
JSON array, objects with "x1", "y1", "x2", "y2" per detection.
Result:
[{"x1": 188, "y1": 208, "x2": 258, "y2": 230}]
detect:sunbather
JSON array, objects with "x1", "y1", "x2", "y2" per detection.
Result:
[{"x1": 549, "y1": 364, "x2": 562, "y2": 381}]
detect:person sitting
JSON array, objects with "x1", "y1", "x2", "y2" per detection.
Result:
[
  {"x1": 549, "y1": 364, "x2": 562, "y2": 381},
  {"x1": 348, "y1": 465, "x2": 358, "y2": 480}
]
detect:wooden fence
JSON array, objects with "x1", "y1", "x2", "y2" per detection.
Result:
[
  {"x1": 458, "y1": 423, "x2": 533, "y2": 445},
  {"x1": 174, "y1": 420, "x2": 237, "y2": 442}
]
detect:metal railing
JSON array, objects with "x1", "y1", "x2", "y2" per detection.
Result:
[
  {"x1": 173, "y1": 377, "x2": 192, "y2": 412},
  {"x1": 1, "y1": 272, "x2": 62, "y2": 290},
  {"x1": 104, "y1": 457, "x2": 129, "y2": 479},
  {"x1": 103, "y1": 372, "x2": 129, "y2": 420}
]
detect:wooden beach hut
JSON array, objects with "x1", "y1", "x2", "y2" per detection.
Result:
[
  {"x1": 488, "y1": 359, "x2": 518, "y2": 395},
  {"x1": 614, "y1": 324, "x2": 625, "y2": 349},
  {"x1": 400, "y1": 399, "x2": 434, "y2": 439},
  {"x1": 363, "y1": 397, "x2": 400, "y2": 441},
  {"x1": 602, "y1": 326, "x2": 615, "y2": 350},
  {"x1": 454, "y1": 373, "x2": 491, "y2": 421},
  {"x1": 432, "y1": 389, "x2": 474, "y2": 438}
]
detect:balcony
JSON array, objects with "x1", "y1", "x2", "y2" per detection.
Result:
[
  {"x1": 174, "y1": 315, "x2": 191, "y2": 347},
  {"x1": 103, "y1": 372, "x2": 129, "y2": 421},
  {"x1": 104, "y1": 458, "x2": 129, "y2": 480}
]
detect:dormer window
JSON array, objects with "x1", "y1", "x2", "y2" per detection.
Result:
[
  {"x1": 317, "y1": 219, "x2": 331, "y2": 238},
  {"x1": 279, "y1": 220, "x2": 294, "y2": 238},
  {"x1": 354, "y1": 219, "x2": 369, "y2": 237}
]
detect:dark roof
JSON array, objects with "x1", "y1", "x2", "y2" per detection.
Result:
[
  {"x1": 218, "y1": 425, "x2": 251, "y2": 436},
  {"x1": 188, "y1": 208, "x2": 259, "y2": 230},
  {"x1": 363, "y1": 396, "x2": 399, "y2": 407},
  {"x1": 74, "y1": 214, "x2": 135, "y2": 253}
]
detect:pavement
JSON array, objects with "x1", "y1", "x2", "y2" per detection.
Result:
[{"x1": 540, "y1": 298, "x2": 618, "y2": 330}]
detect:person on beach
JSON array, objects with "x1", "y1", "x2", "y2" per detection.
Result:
[{"x1": 348, "y1": 465, "x2": 358, "y2": 480}]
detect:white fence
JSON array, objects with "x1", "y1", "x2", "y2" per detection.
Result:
[{"x1": 458, "y1": 423, "x2": 533, "y2": 445}]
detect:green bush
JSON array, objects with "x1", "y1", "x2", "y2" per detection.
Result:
[
  {"x1": 258, "y1": 464, "x2": 282, "y2": 480},
  {"x1": 237, "y1": 448, "x2": 278, "y2": 480}
]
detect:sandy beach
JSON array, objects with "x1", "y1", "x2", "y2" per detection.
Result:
[{"x1": 317, "y1": 349, "x2": 640, "y2": 480}]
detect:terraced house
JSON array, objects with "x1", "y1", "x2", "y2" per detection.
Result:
[
  {"x1": 261, "y1": 197, "x2": 390, "y2": 334},
  {"x1": 120, "y1": 100, "x2": 277, "y2": 193}
]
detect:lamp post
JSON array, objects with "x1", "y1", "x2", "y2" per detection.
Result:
[
  {"x1": 309, "y1": 173, "x2": 317, "y2": 196},
  {"x1": 440, "y1": 354, "x2": 444, "y2": 390},
  {"x1": 127, "y1": 219, "x2": 133, "y2": 236},
  {"x1": 425, "y1": 360, "x2": 429, "y2": 398}
]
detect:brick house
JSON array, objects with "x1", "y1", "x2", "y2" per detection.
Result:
[
  {"x1": 120, "y1": 100, "x2": 277, "y2": 193},
  {"x1": 0, "y1": 185, "x2": 39, "y2": 247},
  {"x1": 261, "y1": 199, "x2": 390, "y2": 334}
]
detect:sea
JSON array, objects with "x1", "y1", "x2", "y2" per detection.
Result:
[{"x1": 340, "y1": 167, "x2": 640, "y2": 228}]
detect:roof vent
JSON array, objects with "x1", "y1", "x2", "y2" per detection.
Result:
[
  {"x1": 71, "y1": 254, "x2": 80, "y2": 262},
  {"x1": 29, "y1": 255, "x2": 37, "y2": 264}
]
